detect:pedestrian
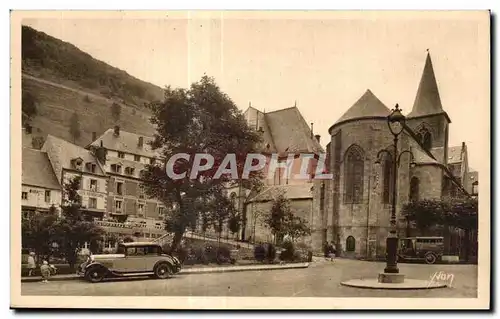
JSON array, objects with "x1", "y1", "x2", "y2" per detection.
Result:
[
  {"x1": 40, "y1": 260, "x2": 51, "y2": 283},
  {"x1": 27, "y1": 252, "x2": 36, "y2": 277},
  {"x1": 323, "y1": 242, "x2": 330, "y2": 261},
  {"x1": 328, "y1": 241, "x2": 336, "y2": 262}
]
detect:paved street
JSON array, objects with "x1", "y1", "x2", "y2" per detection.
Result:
[{"x1": 21, "y1": 259, "x2": 477, "y2": 298}]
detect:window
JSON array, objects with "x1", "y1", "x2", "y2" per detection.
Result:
[
  {"x1": 115, "y1": 200, "x2": 122, "y2": 211},
  {"x1": 472, "y1": 181, "x2": 478, "y2": 195},
  {"x1": 125, "y1": 167, "x2": 135, "y2": 175},
  {"x1": 158, "y1": 206, "x2": 165, "y2": 216},
  {"x1": 134, "y1": 155, "x2": 140, "y2": 162},
  {"x1": 21, "y1": 192, "x2": 28, "y2": 200},
  {"x1": 382, "y1": 153, "x2": 394, "y2": 204},
  {"x1": 344, "y1": 145, "x2": 364, "y2": 204},
  {"x1": 116, "y1": 182, "x2": 123, "y2": 195},
  {"x1": 416, "y1": 126, "x2": 432, "y2": 151},
  {"x1": 118, "y1": 152, "x2": 125, "y2": 159},
  {"x1": 111, "y1": 164, "x2": 122, "y2": 174},
  {"x1": 87, "y1": 163, "x2": 96, "y2": 173},
  {"x1": 89, "y1": 197, "x2": 97, "y2": 209},
  {"x1": 409, "y1": 177, "x2": 420, "y2": 202},
  {"x1": 138, "y1": 203, "x2": 144, "y2": 215},
  {"x1": 44, "y1": 190, "x2": 51, "y2": 203},
  {"x1": 346, "y1": 236, "x2": 356, "y2": 252},
  {"x1": 319, "y1": 183, "x2": 325, "y2": 211},
  {"x1": 146, "y1": 245, "x2": 160, "y2": 255},
  {"x1": 90, "y1": 179, "x2": 98, "y2": 192}
]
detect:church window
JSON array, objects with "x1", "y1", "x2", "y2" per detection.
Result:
[
  {"x1": 343, "y1": 145, "x2": 364, "y2": 204},
  {"x1": 409, "y1": 177, "x2": 420, "y2": 202},
  {"x1": 346, "y1": 236, "x2": 356, "y2": 252},
  {"x1": 416, "y1": 126, "x2": 432, "y2": 151},
  {"x1": 382, "y1": 153, "x2": 394, "y2": 204}
]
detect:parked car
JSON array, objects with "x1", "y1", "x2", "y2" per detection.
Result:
[
  {"x1": 77, "y1": 242, "x2": 182, "y2": 283},
  {"x1": 397, "y1": 236, "x2": 444, "y2": 264}
]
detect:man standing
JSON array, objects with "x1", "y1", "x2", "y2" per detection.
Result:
[{"x1": 27, "y1": 252, "x2": 36, "y2": 276}]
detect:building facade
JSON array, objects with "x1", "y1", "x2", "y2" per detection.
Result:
[
  {"x1": 88, "y1": 126, "x2": 167, "y2": 228},
  {"x1": 310, "y1": 52, "x2": 477, "y2": 258},
  {"x1": 21, "y1": 148, "x2": 62, "y2": 218}
]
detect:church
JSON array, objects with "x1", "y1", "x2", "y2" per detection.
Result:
[{"x1": 310, "y1": 52, "x2": 478, "y2": 258}]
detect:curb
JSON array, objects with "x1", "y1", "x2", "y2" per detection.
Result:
[{"x1": 21, "y1": 262, "x2": 309, "y2": 283}]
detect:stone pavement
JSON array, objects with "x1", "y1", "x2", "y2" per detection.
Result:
[{"x1": 21, "y1": 258, "x2": 478, "y2": 298}]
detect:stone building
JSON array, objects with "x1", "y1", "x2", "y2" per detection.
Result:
[
  {"x1": 21, "y1": 147, "x2": 62, "y2": 218},
  {"x1": 88, "y1": 126, "x2": 166, "y2": 233},
  {"x1": 311, "y1": 52, "x2": 476, "y2": 258}
]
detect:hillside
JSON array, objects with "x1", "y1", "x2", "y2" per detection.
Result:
[{"x1": 20, "y1": 26, "x2": 163, "y2": 148}]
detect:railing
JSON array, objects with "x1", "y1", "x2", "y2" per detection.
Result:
[{"x1": 94, "y1": 220, "x2": 164, "y2": 231}]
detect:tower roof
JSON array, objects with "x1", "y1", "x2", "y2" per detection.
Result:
[
  {"x1": 408, "y1": 52, "x2": 445, "y2": 118},
  {"x1": 330, "y1": 89, "x2": 391, "y2": 131}
]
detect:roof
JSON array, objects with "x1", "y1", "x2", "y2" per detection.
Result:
[
  {"x1": 263, "y1": 107, "x2": 324, "y2": 154},
  {"x1": 332, "y1": 89, "x2": 391, "y2": 128},
  {"x1": 89, "y1": 128, "x2": 162, "y2": 158},
  {"x1": 429, "y1": 147, "x2": 445, "y2": 164},
  {"x1": 408, "y1": 52, "x2": 445, "y2": 118},
  {"x1": 44, "y1": 135, "x2": 106, "y2": 175},
  {"x1": 447, "y1": 146, "x2": 463, "y2": 164},
  {"x1": 412, "y1": 146, "x2": 439, "y2": 165},
  {"x1": 247, "y1": 184, "x2": 313, "y2": 203},
  {"x1": 22, "y1": 148, "x2": 61, "y2": 190},
  {"x1": 468, "y1": 171, "x2": 478, "y2": 184}
]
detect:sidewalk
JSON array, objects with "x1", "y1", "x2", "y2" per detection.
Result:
[{"x1": 21, "y1": 262, "x2": 309, "y2": 283}]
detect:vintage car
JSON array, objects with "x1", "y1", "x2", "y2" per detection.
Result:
[
  {"x1": 77, "y1": 242, "x2": 182, "y2": 283},
  {"x1": 397, "y1": 236, "x2": 444, "y2": 264}
]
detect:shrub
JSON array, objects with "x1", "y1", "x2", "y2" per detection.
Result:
[
  {"x1": 215, "y1": 246, "x2": 232, "y2": 264},
  {"x1": 266, "y1": 243, "x2": 277, "y2": 263},
  {"x1": 254, "y1": 244, "x2": 266, "y2": 262},
  {"x1": 279, "y1": 241, "x2": 295, "y2": 262}
]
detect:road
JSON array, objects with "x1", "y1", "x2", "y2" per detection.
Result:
[{"x1": 21, "y1": 259, "x2": 477, "y2": 298}]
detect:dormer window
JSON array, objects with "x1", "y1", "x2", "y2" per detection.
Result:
[
  {"x1": 118, "y1": 152, "x2": 125, "y2": 159},
  {"x1": 111, "y1": 164, "x2": 122, "y2": 174},
  {"x1": 125, "y1": 167, "x2": 135, "y2": 175},
  {"x1": 71, "y1": 157, "x2": 84, "y2": 170},
  {"x1": 86, "y1": 162, "x2": 97, "y2": 173}
]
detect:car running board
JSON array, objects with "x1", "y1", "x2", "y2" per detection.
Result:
[{"x1": 110, "y1": 271, "x2": 155, "y2": 277}]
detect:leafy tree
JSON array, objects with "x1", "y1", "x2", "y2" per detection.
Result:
[
  {"x1": 228, "y1": 212, "x2": 242, "y2": 238},
  {"x1": 264, "y1": 191, "x2": 291, "y2": 244},
  {"x1": 54, "y1": 176, "x2": 104, "y2": 269},
  {"x1": 22, "y1": 90, "x2": 38, "y2": 128},
  {"x1": 445, "y1": 197, "x2": 478, "y2": 261},
  {"x1": 31, "y1": 136, "x2": 45, "y2": 150},
  {"x1": 111, "y1": 102, "x2": 121, "y2": 122},
  {"x1": 210, "y1": 192, "x2": 237, "y2": 241},
  {"x1": 141, "y1": 76, "x2": 263, "y2": 252},
  {"x1": 21, "y1": 207, "x2": 59, "y2": 262},
  {"x1": 401, "y1": 199, "x2": 445, "y2": 236},
  {"x1": 285, "y1": 214, "x2": 311, "y2": 242},
  {"x1": 69, "y1": 112, "x2": 81, "y2": 143}
]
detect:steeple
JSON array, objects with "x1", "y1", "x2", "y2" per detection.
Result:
[{"x1": 408, "y1": 51, "x2": 445, "y2": 118}]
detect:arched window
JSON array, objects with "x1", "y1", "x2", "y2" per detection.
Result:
[
  {"x1": 409, "y1": 177, "x2": 420, "y2": 202},
  {"x1": 382, "y1": 153, "x2": 394, "y2": 204},
  {"x1": 416, "y1": 125, "x2": 432, "y2": 151},
  {"x1": 346, "y1": 236, "x2": 356, "y2": 252},
  {"x1": 344, "y1": 145, "x2": 364, "y2": 204}
]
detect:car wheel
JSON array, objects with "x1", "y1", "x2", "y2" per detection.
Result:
[
  {"x1": 85, "y1": 267, "x2": 106, "y2": 283},
  {"x1": 425, "y1": 253, "x2": 437, "y2": 264},
  {"x1": 154, "y1": 263, "x2": 172, "y2": 279}
]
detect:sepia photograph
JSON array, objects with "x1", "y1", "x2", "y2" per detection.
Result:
[{"x1": 10, "y1": 10, "x2": 490, "y2": 310}]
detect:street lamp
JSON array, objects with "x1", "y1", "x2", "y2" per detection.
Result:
[{"x1": 375, "y1": 104, "x2": 416, "y2": 275}]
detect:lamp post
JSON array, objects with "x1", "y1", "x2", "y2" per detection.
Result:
[{"x1": 375, "y1": 104, "x2": 416, "y2": 274}]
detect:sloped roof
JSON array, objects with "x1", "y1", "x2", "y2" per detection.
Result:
[
  {"x1": 44, "y1": 135, "x2": 106, "y2": 175},
  {"x1": 332, "y1": 90, "x2": 391, "y2": 128},
  {"x1": 408, "y1": 52, "x2": 445, "y2": 118},
  {"x1": 263, "y1": 107, "x2": 323, "y2": 154},
  {"x1": 447, "y1": 146, "x2": 463, "y2": 164},
  {"x1": 429, "y1": 146, "x2": 445, "y2": 164},
  {"x1": 89, "y1": 128, "x2": 162, "y2": 158},
  {"x1": 468, "y1": 171, "x2": 478, "y2": 184},
  {"x1": 247, "y1": 184, "x2": 313, "y2": 203},
  {"x1": 22, "y1": 148, "x2": 61, "y2": 190}
]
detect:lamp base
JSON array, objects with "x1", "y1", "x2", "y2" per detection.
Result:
[{"x1": 378, "y1": 273, "x2": 405, "y2": 284}]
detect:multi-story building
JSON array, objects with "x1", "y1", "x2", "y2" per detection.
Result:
[
  {"x1": 21, "y1": 147, "x2": 62, "y2": 219},
  {"x1": 42, "y1": 135, "x2": 108, "y2": 219},
  {"x1": 88, "y1": 126, "x2": 167, "y2": 226}
]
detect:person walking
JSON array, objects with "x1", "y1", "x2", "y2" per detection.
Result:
[
  {"x1": 27, "y1": 252, "x2": 36, "y2": 277},
  {"x1": 328, "y1": 241, "x2": 336, "y2": 262},
  {"x1": 40, "y1": 260, "x2": 51, "y2": 283}
]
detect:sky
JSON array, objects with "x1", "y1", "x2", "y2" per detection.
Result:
[{"x1": 22, "y1": 11, "x2": 489, "y2": 172}]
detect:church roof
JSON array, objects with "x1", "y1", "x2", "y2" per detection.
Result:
[
  {"x1": 447, "y1": 146, "x2": 463, "y2": 164},
  {"x1": 331, "y1": 90, "x2": 391, "y2": 129},
  {"x1": 408, "y1": 52, "x2": 445, "y2": 118}
]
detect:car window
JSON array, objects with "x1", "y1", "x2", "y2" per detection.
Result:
[
  {"x1": 135, "y1": 247, "x2": 146, "y2": 255},
  {"x1": 126, "y1": 247, "x2": 136, "y2": 255},
  {"x1": 146, "y1": 245, "x2": 159, "y2": 255},
  {"x1": 117, "y1": 245, "x2": 126, "y2": 254}
]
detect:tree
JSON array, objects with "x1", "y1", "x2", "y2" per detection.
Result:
[
  {"x1": 228, "y1": 212, "x2": 242, "y2": 239},
  {"x1": 401, "y1": 199, "x2": 446, "y2": 236},
  {"x1": 285, "y1": 214, "x2": 311, "y2": 242},
  {"x1": 111, "y1": 102, "x2": 121, "y2": 122},
  {"x1": 141, "y1": 76, "x2": 263, "y2": 252},
  {"x1": 21, "y1": 208, "x2": 59, "y2": 262},
  {"x1": 445, "y1": 197, "x2": 478, "y2": 261},
  {"x1": 22, "y1": 90, "x2": 38, "y2": 128},
  {"x1": 31, "y1": 136, "x2": 45, "y2": 150},
  {"x1": 69, "y1": 112, "x2": 81, "y2": 143},
  {"x1": 210, "y1": 192, "x2": 237, "y2": 242},
  {"x1": 54, "y1": 176, "x2": 104, "y2": 269},
  {"x1": 264, "y1": 191, "x2": 291, "y2": 244}
]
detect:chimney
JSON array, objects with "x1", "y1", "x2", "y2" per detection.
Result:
[
  {"x1": 310, "y1": 123, "x2": 314, "y2": 138},
  {"x1": 138, "y1": 136, "x2": 144, "y2": 148},
  {"x1": 100, "y1": 140, "x2": 103, "y2": 147},
  {"x1": 314, "y1": 134, "x2": 321, "y2": 143},
  {"x1": 114, "y1": 125, "x2": 120, "y2": 136},
  {"x1": 92, "y1": 132, "x2": 97, "y2": 141}
]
